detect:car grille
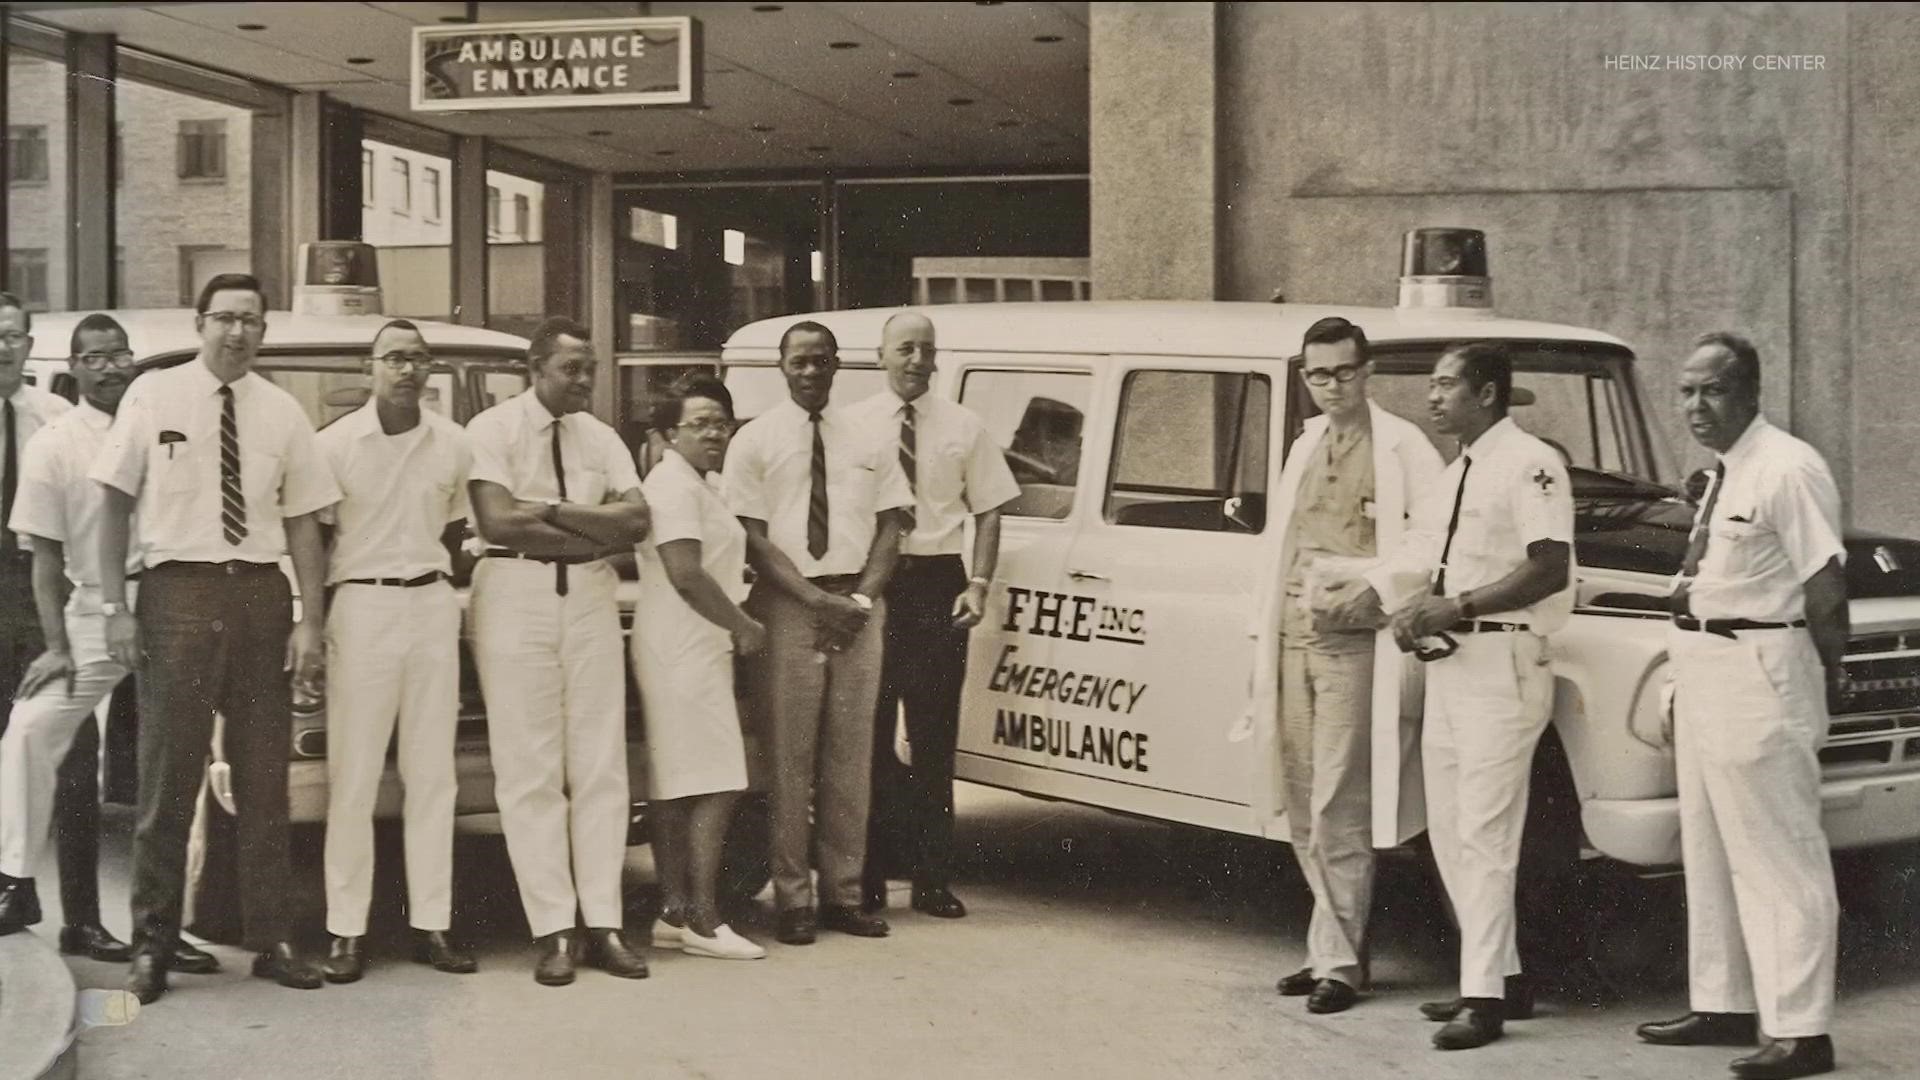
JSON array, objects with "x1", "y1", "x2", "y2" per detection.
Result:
[{"x1": 1824, "y1": 633, "x2": 1920, "y2": 773}]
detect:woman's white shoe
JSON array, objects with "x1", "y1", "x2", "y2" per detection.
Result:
[
  {"x1": 680, "y1": 924, "x2": 767, "y2": 960},
  {"x1": 650, "y1": 918, "x2": 687, "y2": 948}
]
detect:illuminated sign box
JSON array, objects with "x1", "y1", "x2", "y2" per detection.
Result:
[{"x1": 411, "y1": 16, "x2": 701, "y2": 112}]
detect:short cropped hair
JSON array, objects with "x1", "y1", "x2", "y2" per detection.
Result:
[
  {"x1": 69, "y1": 312, "x2": 129, "y2": 356},
  {"x1": 0, "y1": 290, "x2": 29, "y2": 332},
  {"x1": 650, "y1": 371, "x2": 735, "y2": 434},
  {"x1": 370, "y1": 318, "x2": 423, "y2": 353},
  {"x1": 194, "y1": 273, "x2": 268, "y2": 315},
  {"x1": 1440, "y1": 341, "x2": 1512, "y2": 413},
  {"x1": 779, "y1": 320, "x2": 838, "y2": 356},
  {"x1": 1693, "y1": 331, "x2": 1761, "y2": 395},
  {"x1": 527, "y1": 316, "x2": 591, "y2": 369},
  {"x1": 1300, "y1": 316, "x2": 1371, "y2": 362}
]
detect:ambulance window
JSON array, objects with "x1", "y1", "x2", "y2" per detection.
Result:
[
  {"x1": 1106, "y1": 370, "x2": 1270, "y2": 532},
  {"x1": 958, "y1": 368, "x2": 1090, "y2": 520}
]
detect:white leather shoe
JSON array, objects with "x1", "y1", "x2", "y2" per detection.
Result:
[
  {"x1": 650, "y1": 918, "x2": 686, "y2": 948},
  {"x1": 680, "y1": 924, "x2": 766, "y2": 960}
]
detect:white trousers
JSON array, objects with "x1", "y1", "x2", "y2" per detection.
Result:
[
  {"x1": 1671, "y1": 625, "x2": 1837, "y2": 1037},
  {"x1": 470, "y1": 558, "x2": 629, "y2": 938},
  {"x1": 0, "y1": 590, "x2": 128, "y2": 879},
  {"x1": 1280, "y1": 641, "x2": 1375, "y2": 987},
  {"x1": 322, "y1": 581, "x2": 461, "y2": 937},
  {"x1": 1421, "y1": 630, "x2": 1551, "y2": 999}
]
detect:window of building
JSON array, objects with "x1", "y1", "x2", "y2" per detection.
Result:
[
  {"x1": 486, "y1": 185, "x2": 502, "y2": 239},
  {"x1": 7, "y1": 248, "x2": 49, "y2": 310},
  {"x1": 1105, "y1": 370, "x2": 1270, "y2": 532},
  {"x1": 485, "y1": 168, "x2": 545, "y2": 337},
  {"x1": 176, "y1": 118, "x2": 227, "y2": 180},
  {"x1": 392, "y1": 158, "x2": 412, "y2": 215},
  {"x1": 361, "y1": 148, "x2": 375, "y2": 207},
  {"x1": 422, "y1": 165, "x2": 442, "y2": 222},
  {"x1": 959, "y1": 369, "x2": 1092, "y2": 520},
  {"x1": 8, "y1": 126, "x2": 48, "y2": 184},
  {"x1": 512, "y1": 194, "x2": 530, "y2": 242},
  {"x1": 629, "y1": 207, "x2": 678, "y2": 250}
]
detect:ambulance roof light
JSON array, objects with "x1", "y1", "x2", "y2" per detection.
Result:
[
  {"x1": 1397, "y1": 227, "x2": 1493, "y2": 312},
  {"x1": 293, "y1": 240, "x2": 384, "y2": 316}
]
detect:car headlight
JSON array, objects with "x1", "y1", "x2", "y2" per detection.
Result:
[{"x1": 1626, "y1": 658, "x2": 1672, "y2": 751}]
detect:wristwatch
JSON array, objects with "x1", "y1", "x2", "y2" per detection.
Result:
[
  {"x1": 849, "y1": 593, "x2": 874, "y2": 612},
  {"x1": 1457, "y1": 592, "x2": 1478, "y2": 620},
  {"x1": 101, "y1": 601, "x2": 126, "y2": 617},
  {"x1": 968, "y1": 575, "x2": 991, "y2": 590}
]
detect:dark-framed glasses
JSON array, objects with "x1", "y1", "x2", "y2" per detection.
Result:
[
  {"x1": 1302, "y1": 364, "x2": 1364, "y2": 387},
  {"x1": 203, "y1": 311, "x2": 266, "y2": 332},
  {"x1": 376, "y1": 351, "x2": 435, "y2": 372},
  {"x1": 74, "y1": 349, "x2": 137, "y2": 371}
]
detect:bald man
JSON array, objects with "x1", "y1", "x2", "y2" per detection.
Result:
[{"x1": 849, "y1": 312, "x2": 1018, "y2": 919}]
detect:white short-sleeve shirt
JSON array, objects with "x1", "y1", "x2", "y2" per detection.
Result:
[
  {"x1": 844, "y1": 390, "x2": 1021, "y2": 557},
  {"x1": 465, "y1": 389, "x2": 641, "y2": 521},
  {"x1": 315, "y1": 402, "x2": 473, "y2": 583},
  {"x1": 640, "y1": 448, "x2": 748, "y2": 607},
  {"x1": 88, "y1": 359, "x2": 341, "y2": 567},
  {"x1": 722, "y1": 398, "x2": 914, "y2": 578},
  {"x1": 1687, "y1": 415, "x2": 1845, "y2": 623},
  {"x1": 8, "y1": 400, "x2": 145, "y2": 587},
  {"x1": 1409, "y1": 416, "x2": 1576, "y2": 633}
]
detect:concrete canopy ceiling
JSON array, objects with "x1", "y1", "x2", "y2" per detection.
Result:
[{"x1": 19, "y1": 1, "x2": 1091, "y2": 177}]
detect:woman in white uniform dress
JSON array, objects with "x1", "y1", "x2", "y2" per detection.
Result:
[{"x1": 633, "y1": 374, "x2": 768, "y2": 960}]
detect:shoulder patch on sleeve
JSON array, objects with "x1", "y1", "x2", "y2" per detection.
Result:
[{"x1": 1528, "y1": 466, "x2": 1557, "y2": 495}]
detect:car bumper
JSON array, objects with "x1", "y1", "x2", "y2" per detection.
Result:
[{"x1": 1583, "y1": 767, "x2": 1920, "y2": 867}]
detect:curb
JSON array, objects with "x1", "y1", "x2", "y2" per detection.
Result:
[{"x1": 0, "y1": 931, "x2": 78, "y2": 1080}]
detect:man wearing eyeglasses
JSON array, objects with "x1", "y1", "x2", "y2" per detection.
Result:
[
  {"x1": 1265, "y1": 316, "x2": 1444, "y2": 1015},
  {"x1": 1378, "y1": 343, "x2": 1574, "y2": 1050},
  {"x1": 312, "y1": 319, "x2": 477, "y2": 984},
  {"x1": 1, "y1": 307, "x2": 177, "y2": 969},
  {"x1": 92, "y1": 273, "x2": 342, "y2": 1003}
]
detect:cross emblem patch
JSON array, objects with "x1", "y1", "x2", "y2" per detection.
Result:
[{"x1": 1531, "y1": 467, "x2": 1556, "y2": 494}]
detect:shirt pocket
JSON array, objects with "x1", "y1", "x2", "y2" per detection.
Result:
[
  {"x1": 241, "y1": 446, "x2": 285, "y2": 512},
  {"x1": 572, "y1": 465, "x2": 608, "y2": 506},
  {"x1": 1710, "y1": 514, "x2": 1768, "y2": 573},
  {"x1": 156, "y1": 441, "x2": 201, "y2": 495}
]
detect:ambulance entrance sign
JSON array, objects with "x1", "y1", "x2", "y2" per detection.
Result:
[{"x1": 411, "y1": 16, "x2": 701, "y2": 112}]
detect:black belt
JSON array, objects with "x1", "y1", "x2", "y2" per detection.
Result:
[
  {"x1": 339, "y1": 571, "x2": 446, "y2": 588},
  {"x1": 1447, "y1": 620, "x2": 1532, "y2": 634},
  {"x1": 1673, "y1": 615, "x2": 1807, "y2": 639},
  {"x1": 897, "y1": 553, "x2": 963, "y2": 567},
  {"x1": 482, "y1": 549, "x2": 600, "y2": 566},
  {"x1": 150, "y1": 559, "x2": 278, "y2": 576},
  {"x1": 807, "y1": 573, "x2": 862, "y2": 589}
]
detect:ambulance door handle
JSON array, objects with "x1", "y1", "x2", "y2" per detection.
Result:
[{"x1": 1067, "y1": 568, "x2": 1109, "y2": 582}]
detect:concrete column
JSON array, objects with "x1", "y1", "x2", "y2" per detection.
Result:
[
  {"x1": 285, "y1": 93, "x2": 327, "y2": 305},
  {"x1": 65, "y1": 33, "x2": 116, "y2": 308},
  {"x1": 1089, "y1": 2, "x2": 1220, "y2": 300},
  {"x1": 450, "y1": 136, "x2": 488, "y2": 327},
  {"x1": 583, "y1": 171, "x2": 616, "y2": 425}
]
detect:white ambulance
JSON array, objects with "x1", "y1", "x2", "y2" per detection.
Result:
[{"x1": 721, "y1": 230, "x2": 1920, "y2": 881}]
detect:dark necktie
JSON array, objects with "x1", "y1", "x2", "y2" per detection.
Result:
[
  {"x1": 218, "y1": 385, "x2": 248, "y2": 545},
  {"x1": 899, "y1": 402, "x2": 918, "y2": 529},
  {"x1": 807, "y1": 410, "x2": 829, "y2": 560},
  {"x1": 1432, "y1": 454, "x2": 1474, "y2": 596},
  {"x1": 2, "y1": 399, "x2": 17, "y2": 555},
  {"x1": 551, "y1": 421, "x2": 569, "y2": 597},
  {"x1": 1671, "y1": 463, "x2": 1726, "y2": 616}
]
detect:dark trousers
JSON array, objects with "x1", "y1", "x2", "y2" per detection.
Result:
[
  {"x1": 864, "y1": 555, "x2": 968, "y2": 894},
  {"x1": 130, "y1": 562, "x2": 293, "y2": 957},
  {"x1": 0, "y1": 561, "x2": 101, "y2": 924}
]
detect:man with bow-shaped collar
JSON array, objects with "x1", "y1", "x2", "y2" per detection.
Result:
[{"x1": 1259, "y1": 316, "x2": 1444, "y2": 1016}]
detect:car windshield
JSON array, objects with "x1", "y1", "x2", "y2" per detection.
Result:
[{"x1": 133, "y1": 349, "x2": 527, "y2": 431}]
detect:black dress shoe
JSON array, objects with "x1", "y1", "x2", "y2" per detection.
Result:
[
  {"x1": 1731, "y1": 1036, "x2": 1835, "y2": 1080},
  {"x1": 1420, "y1": 975, "x2": 1535, "y2": 1021},
  {"x1": 910, "y1": 887, "x2": 967, "y2": 919},
  {"x1": 1635, "y1": 1011, "x2": 1759, "y2": 1047},
  {"x1": 776, "y1": 909, "x2": 817, "y2": 946},
  {"x1": 861, "y1": 885, "x2": 889, "y2": 915},
  {"x1": 587, "y1": 928, "x2": 649, "y2": 979},
  {"x1": 1276, "y1": 967, "x2": 1316, "y2": 996},
  {"x1": 1433, "y1": 1001, "x2": 1505, "y2": 1050},
  {"x1": 59, "y1": 923, "x2": 133, "y2": 962},
  {"x1": 170, "y1": 939, "x2": 222, "y2": 975},
  {"x1": 820, "y1": 904, "x2": 890, "y2": 938},
  {"x1": 534, "y1": 930, "x2": 578, "y2": 986},
  {"x1": 126, "y1": 952, "x2": 168, "y2": 1005},
  {"x1": 321, "y1": 936, "x2": 365, "y2": 984},
  {"x1": 414, "y1": 931, "x2": 478, "y2": 974},
  {"x1": 1307, "y1": 979, "x2": 1359, "y2": 1014},
  {"x1": 252, "y1": 942, "x2": 324, "y2": 989},
  {"x1": 0, "y1": 876, "x2": 42, "y2": 933}
]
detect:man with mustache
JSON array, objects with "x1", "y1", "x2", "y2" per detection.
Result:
[{"x1": 313, "y1": 319, "x2": 477, "y2": 983}]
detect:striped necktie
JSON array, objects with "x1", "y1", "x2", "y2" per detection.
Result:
[
  {"x1": 807, "y1": 410, "x2": 829, "y2": 560},
  {"x1": 551, "y1": 421, "x2": 569, "y2": 597},
  {"x1": 899, "y1": 402, "x2": 918, "y2": 529},
  {"x1": 218, "y1": 385, "x2": 248, "y2": 545},
  {"x1": 1671, "y1": 463, "x2": 1725, "y2": 616}
]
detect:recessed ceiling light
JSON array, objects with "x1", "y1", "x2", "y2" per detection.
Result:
[
  {"x1": 587, "y1": 129, "x2": 612, "y2": 137},
  {"x1": 749, "y1": 123, "x2": 776, "y2": 133},
  {"x1": 438, "y1": 15, "x2": 470, "y2": 23},
  {"x1": 805, "y1": 145, "x2": 831, "y2": 153},
  {"x1": 828, "y1": 41, "x2": 860, "y2": 50},
  {"x1": 236, "y1": 23, "x2": 267, "y2": 31},
  {"x1": 994, "y1": 119, "x2": 1021, "y2": 128},
  {"x1": 893, "y1": 70, "x2": 920, "y2": 79},
  {"x1": 947, "y1": 97, "x2": 975, "y2": 106},
  {"x1": 975, "y1": 1, "x2": 1005, "y2": 6},
  {"x1": 752, "y1": 4, "x2": 784, "y2": 11},
  {"x1": 346, "y1": 57, "x2": 375, "y2": 65},
  {"x1": 1033, "y1": 34, "x2": 1064, "y2": 43},
  {"x1": 654, "y1": 149, "x2": 676, "y2": 156}
]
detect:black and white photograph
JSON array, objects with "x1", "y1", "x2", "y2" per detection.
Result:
[{"x1": 1, "y1": 3, "x2": 1917, "y2": 1078}]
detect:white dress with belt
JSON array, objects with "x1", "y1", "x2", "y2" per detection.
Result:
[{"x1": 632, "y1": 449, "x2": 750, "y2": 801}]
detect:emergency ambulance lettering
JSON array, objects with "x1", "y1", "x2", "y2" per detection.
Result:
[
  {"x1": 984, "y1": 644, "x2": 1149, "y2": 715},
  {"x1": 989, "y1": 708, "x2": 1150, "y2": 773}
]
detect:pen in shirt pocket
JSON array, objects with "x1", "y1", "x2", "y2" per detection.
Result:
[{"x1": 159, "y1": 430, "x2": 186, "y2": 460}]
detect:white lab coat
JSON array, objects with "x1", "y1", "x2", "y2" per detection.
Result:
[{"x1": 1250, "y1": 401, "x2": 1446, "y2": 845}]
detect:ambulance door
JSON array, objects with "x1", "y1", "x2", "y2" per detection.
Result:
[
  {"x1": 949, "y1": 357, "x2": 1106, "y2": 794},
  {"x1": 1047, "y1": 359, "x2": 1281, "y2": 835}
]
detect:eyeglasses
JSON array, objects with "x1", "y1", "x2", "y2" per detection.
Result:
[
  {"x1": 203, "y1": 312, "x2": 266, "y2": 332},
  {"x1": 0, "y1": 331, "x2": 29, "y2": 347},
  {"x1": 375, "y1": 351, "x2": 434, "y2": 371},
  {"x1": 73, "y1": 349, "x2": 136, "y2": 371},
  {"x1": 675, "y1": 418, "x2": 734, "y2": 436},
  {"x1": 1302, "y1": 364, "x2": 1365, "y2": 387}
]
